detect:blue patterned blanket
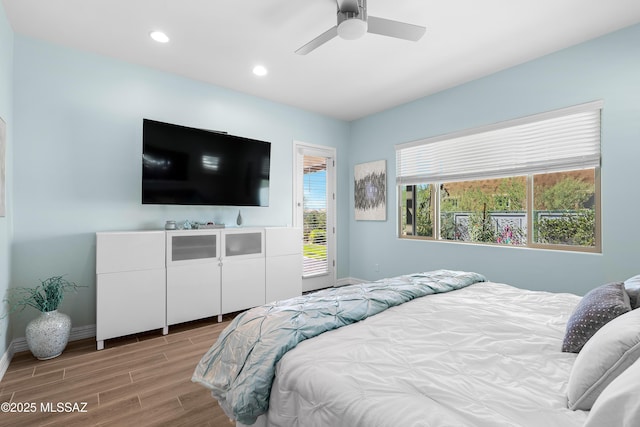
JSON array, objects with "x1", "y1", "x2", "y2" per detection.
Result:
[{"x1": 192, "y1": 269, "x2": 486, "y2": 425}]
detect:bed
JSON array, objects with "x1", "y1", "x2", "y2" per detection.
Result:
[{"x1": 192, "y1": 270, "x2": 640, "y2": 427}]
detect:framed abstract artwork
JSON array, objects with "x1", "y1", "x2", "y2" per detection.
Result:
[{"x1": 354, "y1": 160, "x2": 386, "y2": 221}]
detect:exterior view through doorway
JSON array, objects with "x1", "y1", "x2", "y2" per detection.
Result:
[{"x1": 293, "y1": 142, "x2": 336, "y2": 292}]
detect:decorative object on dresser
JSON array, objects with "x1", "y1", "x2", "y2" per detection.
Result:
[{"x1": 4, "y1": 275, "x2": 84, "y2": 360}]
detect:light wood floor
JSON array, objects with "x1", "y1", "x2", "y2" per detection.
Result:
[{"x1": 0, "y1": 315, "x2": 237, "y2": 427}]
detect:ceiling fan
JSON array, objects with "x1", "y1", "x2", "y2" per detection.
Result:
[{"x1": 295, "y1": 0, "x2": 426, "y2": 55}]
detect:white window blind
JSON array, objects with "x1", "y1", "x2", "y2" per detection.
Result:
[
  {"x1": 303, "y1": 155, "x2": 328, "y2": 277},
  {"x1": 396, "y1": 101, "x2": 602, "y2": 185}
]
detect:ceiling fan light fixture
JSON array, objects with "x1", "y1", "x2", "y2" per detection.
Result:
[
  {"x1": 149, "y1": 31, "x2": 169, "y2": 43},
  {"x1": 337, "y1": 18, "x2": 367, "y2": 40}
]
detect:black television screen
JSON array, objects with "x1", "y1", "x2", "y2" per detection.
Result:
[{"x1": 142, "y1": 119, "x2": 271, "y2": 206}]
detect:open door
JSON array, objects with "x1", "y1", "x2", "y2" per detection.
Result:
[{"x1": 293, "y1": 142, "x2": 336, "y2": 292}]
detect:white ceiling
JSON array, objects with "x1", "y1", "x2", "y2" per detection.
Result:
[{"x1": 4, "y1": 0, "x2": 640, "y2": 121}]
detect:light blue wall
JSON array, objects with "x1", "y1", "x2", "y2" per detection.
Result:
[
  {"x1": 0, "y1": 3, "x2": 14, "y2": 357},
  {"x1": 11, "y1": 36, "x2": 350, "y2": 336},
  {"x1": 7, "y1": 19, "x2": 640, "y2": 339},
  {"x1": 349, "y1": 24, "x2": 640, "y2": 296}
]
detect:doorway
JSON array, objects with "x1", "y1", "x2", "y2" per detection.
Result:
[{"x1": 293, "y1": 142, "x2": 336, "y2": 292}]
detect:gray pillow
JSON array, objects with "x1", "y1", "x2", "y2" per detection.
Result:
[
  {"x1": 562, "y1": 282, "x2": 631, "y2": 353},
  {"x1": 568, "y1": 307, "x2": 640, "y2": 411},
  {"x1": 624, "y1": 275, "x2": 640, "y2": 309}
]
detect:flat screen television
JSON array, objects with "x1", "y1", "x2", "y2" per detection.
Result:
[{"x1": 142, "y1": 119, "x2": 271, "y2": 206}]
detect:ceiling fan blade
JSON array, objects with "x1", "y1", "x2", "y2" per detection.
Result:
[
  {"x1": 367, "y1": 16, "x2": 426, "y2": 41},
  {"x1": 295, "y1": 26, "x2": 339, "y2": 55}
]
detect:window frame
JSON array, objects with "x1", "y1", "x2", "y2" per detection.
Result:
[{"x1": 395, "y1": 101, "x2": 603, "y2": 253}]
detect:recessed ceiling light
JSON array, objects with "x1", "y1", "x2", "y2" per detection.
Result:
[
  {"x1": 253, "y1": 65, "x2": 268, "y2": 77},
  {"x1": 150, "y1": 31, "x2": 170, "y2": 43}
]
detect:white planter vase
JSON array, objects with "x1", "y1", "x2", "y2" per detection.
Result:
[{"x1": 25, "y1": 310, "x2": 72, "y2": 360}]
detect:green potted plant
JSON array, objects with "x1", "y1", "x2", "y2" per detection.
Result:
[{"x1": 4, "y1": 275, "x2": 84, "y2": 360}]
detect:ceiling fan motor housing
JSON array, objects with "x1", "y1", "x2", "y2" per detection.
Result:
[{"x1": 337, "y1": 1, "x2": 368, "y2": 40}]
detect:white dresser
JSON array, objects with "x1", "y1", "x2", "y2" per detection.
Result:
[{"x1": 95, "y1": 227, "x2": 302, "y2": 349}]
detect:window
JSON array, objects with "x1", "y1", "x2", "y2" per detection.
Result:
[
  {"x1": 533, "y1": 169, "x2": 596, "y2": 247},
  {"x1": 396, "y1": 101, "x2": 602, "y2": 252},
  {"x1": 440, "y1": 176, "x2": 527, "y2": 246},
  {"x1": 400, "y1": 184, "x2": 434, "y2": 238}
]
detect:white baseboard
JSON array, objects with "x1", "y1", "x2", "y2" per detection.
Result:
[
  {"x1": 0, "y1": 324, "x2": 96, "y2": 381},
  {"x1": 0, "y1": 342, "x2": 14, "y2": 381}
]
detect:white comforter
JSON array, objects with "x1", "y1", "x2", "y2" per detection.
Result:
[{"x1": 252, "y1": 282, "x2": 588, "y2": 427}]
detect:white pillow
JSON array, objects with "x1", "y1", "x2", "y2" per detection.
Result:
[
  {"x1": 567, "y1": 307, "x2": 640, "y2": 410},
  {"x1": 624, "y1": 274, "x2": 640, "y2": 308},
  {"x1": 584, "y1": 358, "x2": 640, "y2": 427}
]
